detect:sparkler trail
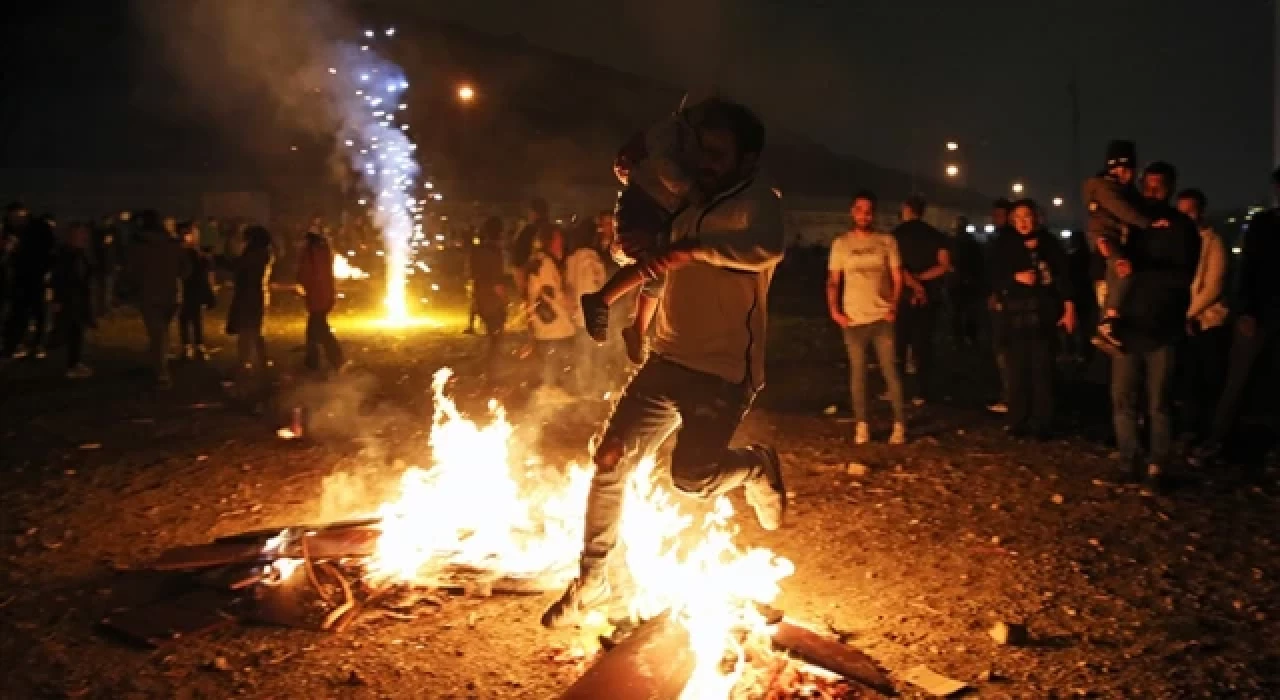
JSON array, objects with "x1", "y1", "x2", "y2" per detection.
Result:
[{"x1": 329, "y1": 27, "x2": 424, "y2": 324}]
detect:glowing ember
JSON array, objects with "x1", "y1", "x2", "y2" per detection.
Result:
[{"x1": 337, "y1": 368, "x2": 794, "y2": 697}]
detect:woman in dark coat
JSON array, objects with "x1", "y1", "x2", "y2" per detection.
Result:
[
  {"x1": 226, "y1": 225, "x2": 273, "y2": 382},
  {"x1": 987, "y1": 199, "x2": 1077, "y2": 439}
]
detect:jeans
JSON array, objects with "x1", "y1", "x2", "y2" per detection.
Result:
[
  {"x1": 179, "y1": 304, "x2": 204, "y2": 346},
  {"x1": 841, "y1": 321, "x2": 904, "y2": 423},
  {"x1": 581, "y1": 356, "x2": 768, "y2": 572},
  {"x1": 1102, "y1": 255, "x2": 1132, "y2": 315},
  {"x1": 1111, "y1": 344, "x2": 1176, "y2": 465},
  {"x1": 1209, "y1": 320, "x2": 1276, "y2": 443},
  {"x1": 990, "y1": 307, "x2": 1011, "y2": 404},
  {"x1": 1007, "y1": 322, "x2": 1055, "y2": 432},
  {"x1": 141, "y1": 305, "x2": 175, "y2": 381},
  {"x1": 304, "y1": 311, "x2": 344, "y2": 370},
  {"x1": 896, "y1": 301, "x2": 938, "y2": 400}
]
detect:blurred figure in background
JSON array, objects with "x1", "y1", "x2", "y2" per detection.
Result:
[
  {"x1": 296, "y1": 220, "x2": 345, "y2": 375},
  {"x1": 1175, "y1": 189, "x2": 1228, "y2": 444},
  {"x1": 92, "y1": 214, "x2": 121, "y2": 319},
  {"x1": 51, "y1": 222, "x2": 96, "y2": 379},
  {"x1": 891, "y1": 195, "x2": 949, "y2": 405},
  {"x1": 179, "y1": 222, "x2": 217, "y2": 361},
  {"x1": 469, "y1": 216, "x2": 509, "y2": 381},
  {"x1": 226, "y1": 225, "x2": 274, "y2": 395},
  {"x1": 3, "y1": 203, "x2": 56, "y2": 360},
  {"x1": 986, "y1": 198, "x2": 1015, "y2": 414},
  {"x1": 123, "y1": 210, "x2": 188, "y2": 388},
  {"x1": 948, "y1": 215, "x2": 985, "y2": 347}
]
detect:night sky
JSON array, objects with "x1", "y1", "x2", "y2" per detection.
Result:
[
  {"x1": 425, "y1": 0, "x2": 1275, "y2": 209},
  {"x1": 1, "y1": 0, "x2": 1274, "y2": 210}
]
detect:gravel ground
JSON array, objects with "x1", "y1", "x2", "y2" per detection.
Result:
[{"x1": 1, "y1": 298, "x2": 1277, "y2": 699}]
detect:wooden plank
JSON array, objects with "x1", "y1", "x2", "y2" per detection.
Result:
[
  {"x1": 560, "y1": 614, "x2": 694, "y2": 700},
  {"x1": 212, "y1": 518, "x2": 383, "y2": 544},
  {"x1": 772, "y1": 619, "x2": 896, "y2": 696},
  {"x1": 150, "y1": 542, "x2": 269, "y2": 571}
]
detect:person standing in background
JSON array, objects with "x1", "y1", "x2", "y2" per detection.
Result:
[
  {"x1": 826, "y1": 190, "x2": 907, "y2": 445},
  {"x1": 469, "y1": 216, "x2": 510, "y2": 381},
  {"x1": 296, "y1": 221, "x2": 345, "y2": 375},
  {"x1": 178, "y1": 222, "x2": 216, "y2": 361},
  {"x1": 524, "y1": 226, "x2": 578, "y2": 394},
  {"x1": 2, "y1": 203, "x2": 55, "y2": 359},
  {"x1": 226, "y1": 225, "x2": 274, "y2": 397},
  {"x1": 1175, "y1": 189, "x2": 1229, "y2": 444},
  {"x1": 51, "y1": 222, "x2": 96, "y2": 379},
  {"x1": 891, "y1": 194, "x2": 950, "y2": 405},
  {"x1": 124, "y1": 210, "x2": 188, "y2": 388},
  {"x1": 986, "y1": 199, "x2": 1015, "y2": 414}
]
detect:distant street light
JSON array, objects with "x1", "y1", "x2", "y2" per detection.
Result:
[
  {"x1": 945, "y1": 141, "x2": 959, "y2": 151},
  {"x1": 1011, "y1": 182, "x2": 1025, "y2": 194},
  {"x1": 945, "y1": 164, "x2": 960, "y2": 177},
  {"x1": 456, "y1": 84, "x2": 476, "y2": 102},
  {"x1": 1052, "y1": 197, "x2": 1064, "y2": 207}
]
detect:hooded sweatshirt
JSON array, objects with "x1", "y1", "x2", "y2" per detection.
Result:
[{"x1": 653, "y1": 175, "x2": 784, "y2": 389}]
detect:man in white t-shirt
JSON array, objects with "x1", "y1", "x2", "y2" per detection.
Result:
[{"x1": 826, "y1": 190, "x2": 907, "y2": 445}]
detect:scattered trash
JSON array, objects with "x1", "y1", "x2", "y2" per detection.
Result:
[
  {"x1": 822, "y1": 405, "x2": 838, "y2": 416},
  {"x1": 1051, "y1": 493, "x2": 1065, "y2": 505},
  {"x1": 988, "y1": 621, "x2": 1028, "y2": 646},
  {"x1": 903, "y1": 664, "x2": 970, "y2": 696}
]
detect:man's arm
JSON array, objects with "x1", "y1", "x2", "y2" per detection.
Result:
[
  {"x1": 689, "y1": 195, "x2": 785, "y2": 272},
  {"x1": 1088, "y1": 176, "x2": 1152, "y2": 229},
  {"x1": 825, "y1": 269, "x2": 848, "y2": 326},
  {"x1": 914, "y1": 246, "x2": 952, "y2": 282}
]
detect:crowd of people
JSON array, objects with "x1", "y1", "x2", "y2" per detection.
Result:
[{"x1": 0, "y1": 206, "x2": 349, "y2": 392}]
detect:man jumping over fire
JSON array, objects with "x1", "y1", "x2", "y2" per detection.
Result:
[{"x1": 542, "y1": 98, "x2": 788, "y2": 628}]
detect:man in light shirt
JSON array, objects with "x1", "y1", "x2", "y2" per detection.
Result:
[{"x1": 826, "y1": 190, "x2": 907, "y2": 445}]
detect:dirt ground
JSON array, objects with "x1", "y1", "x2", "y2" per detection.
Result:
[{"x1": 2, "y1": 297, "x2": 1278, "y2": 699}]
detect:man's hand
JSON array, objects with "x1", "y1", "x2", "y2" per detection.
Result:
[
  {"x1": 1014, "y1": 270, "x2": 1037, "y2": 286},
  {"x1": 1152, "y1": 219, "x2": 1170, "y2": 228},
  {"x1": 1238, "y1": 314, "x2": 1258, "y2": 338},
  {"x1": 1057, "y1": 305, "x2": 1076, "y2": 334},
  {"x1": 1114, "y1": 259, "x2": 1132, "y2": 278},
  {"x1": 829, "y1": 308, "x2": 850, "y2": 327}
]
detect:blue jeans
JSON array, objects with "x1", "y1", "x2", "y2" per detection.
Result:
[
  {"x1": 841, "y1": 321, "x2": 905, "y2": 423},
  {"x1": 1111, "y1": 344, "x2": 1176, "y2": 465}
]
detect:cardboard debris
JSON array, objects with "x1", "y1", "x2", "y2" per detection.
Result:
[{"x1": 902, "y1": 665, "x2": 970, "y2": 697}]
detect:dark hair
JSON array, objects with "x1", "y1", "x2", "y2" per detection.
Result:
[
  {"x1": 1176, "y1": 188, "x2": 1207, "y2": 213},
  {"x1": 243, "y1": 225, "x2": 272, "y2": 250},
  {"x1": 904, "y1": 194, "x2": 927, "y2": 217},
  {"x1": 851, "y1": 189, "x2": 878, "y2": 208},
  {"x1": 992, "y1": 198, "x2": 1012, "y2": 211},
  {"x1": 530, "y1": 197, "x2": 549, "y2": 218},
  {"x1": 1010, "y1": 198, "x2": 1040, "y2": 218},
  {"x1": 1144, "y1": 161, "x2": 1179, "y2": 191},
  {"x1": 698, "y1": 98, "x2": 766, "y2": 156}
]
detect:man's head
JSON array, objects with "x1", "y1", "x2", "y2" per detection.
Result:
[
  {"x1": 1105, "y1": 139, "x2": 1138, "y2": 185},
  {"x1": 850, "y1": 190, "x2": 877, "y2": 232},
  {"x1": 1175, "y1": 188, "x2": 1207, "y2": 224},
  {"x1": 1010, "y1": 199, "x2": 1040, "y2": 236},
  {"x1": 901, "y1": 195, "x2": 926, "y2": 222},
  {"x1": 992, "y1": 198, "x2": 1011, "y2": 228},
  {"x1": 1142, "y1": 162, "x2": 1178, "y2": 202},
  {"x1": 693, "y1": 99, "x2": 765, "y2": 195},
  {"x1": 529, "y1": 197, "x2": 549, "y2": 223}
]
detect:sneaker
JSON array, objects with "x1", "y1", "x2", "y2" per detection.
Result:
[
  {"x1": 911, "y1": 397, "x2": 926, "y2": 408},
  {"x1": 986, "y1": 401, "x2": 1009, "y2": 414},
  {"x1": 889, "y1": 422, "x2": 906, "y2": 445},
  {"x1": 854, "y1": 422, "x2": 870, "y2": 445},
  {"x1": 744, "y1": 445, "x2": 786, "y2": 531},
  {"x1": 66, "y1": 364, "x2": 93, "y2": 379},
  {"x1": 581, "y1": 291, "x2": 609, "y2": 343},
  {"x1": 622, "y1": 326, "x2": 648, "y2": 365},
  {"x1": 12, "y1": 346, "x2": 29, "y2": 359},
  {"x1": 541, "y1": 570, "x2": 611, "y2": 629},
  {"x1": 33, "y1": 346, "x2": 47, "y2": 360}
]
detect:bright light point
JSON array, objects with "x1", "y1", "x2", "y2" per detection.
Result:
[
  {"x1": 456, "y1": 84, "x2": 475, "y2": 102},
  {"x1": 432, "y1": 193, "x2": 443, "y2": 201},
  {"x1": 424, "y1": 182, "x2": 434, "y2": 189},
  {"x1": 1060, "y1": 229, "x2": 1072, "y2": 239},
  {"x1": 385, "y1": 27, "x2": 396, "y2": 36},
  {"x1": 360, "y1": 74, "x2": 369, "y2": 82},
  {"x1": 364, "y1": 30, "x2": 374, "y2": 38},
  {"x1": 1012, "y1": 182, "x2": 1025, "y2": 194},
  {"x1": 431, "y1": 284, "x2": 440, "y2": 291},
  {"x1": 360, "y1": 45, "x2": 369, "y2": 51},
  {"x1": 328, "y1": 67, "x2": 337, "y2": 75},
  {"x1": 1053, "y1": 197, "x2": 1064, "y2": 207},
  {"x1": 1231, "y1": 246, "x2": 1242, "y2": 254},
  {"x1": 984, "y1": 224, "x2": 996, "y2": 233},
  {"x1": 965, "y1": 225, "x2": 976, "y2": 233},
  {"x1": 289, "y1": 145, "x2": 298, "y2": 151},
  {"x1": 946, "y1": 141, "x2": 959, "y2": 151},
  {"x1": 357, "y1": 198, "x2": 367, "y2": 206},
  {"x1": 435, "y1": 234, "x2": 445, "y2": 241},
  {"x1": 945, "y1": 164, "x2": 960, "y2": 177},
  {"x1": 344, "y1": 139, "x2": 354, "y2": 146}
]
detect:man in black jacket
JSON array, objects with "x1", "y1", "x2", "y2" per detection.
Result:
[
  {"x1": 1110, "y1": 162, "x2": 1201, "y2": 481},
  {"x1": 1198, "y1": 166, "x2": 1280, "y2": 461},
  {"x1": 2, "y1": 204, "x2": 55, "y2": 358},
  {"x1": 892, "y1": 195, "x2": 950, "y2": 404}
]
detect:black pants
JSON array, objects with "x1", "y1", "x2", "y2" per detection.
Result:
[
  {"x1": 179, "y1": 304, "x2": 204, "y2": 346},
  {"x1": 1006, "y1": 322, "x2": 1055, "y2": 433},
  {"x1": 896, "y1": 301, "x2": 938, "y2": 400},
  {"x1": 1181, "y1": 325, "x2": 1228, "y2": 439},
  {"x1": 3, "y1": 281, "x2": 46, "y2": 352},
  {"x1": 65, "y1": 317, "x2": 85, "y2": 368},
  {"x1": 580, "y1": 356, "x2": 766, "y2": 571},
  {"x1": 304, "y1": 311, "x2": 344, "y2": 370},
  {"x1": 141, "y1": 305, "x2": 175, "y2": 380}
]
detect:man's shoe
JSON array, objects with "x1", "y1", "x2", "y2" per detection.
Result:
[
  {"x1": 12, "y1": 346, "x2": 29, "y2": 359},
  {"x1": 744, "y1": 445, "x2": 786, "y2": 531},
  {"x1": 33, "y1": 346, "x2": 47, "y2": 360},
  {"x1": 986, "y1": 401, "x2": 1009, "y2": 414},
  {"x1": 889, "y1": 422, "x2": 907, "y2": 445},
  {"x1": 622, "y1": 326, "x2": 648, "y2": 365},
  {"x1": 854, "y1": 421, "x2": 871, "y2": 445},
  {"x1": 541, "y1": 570, "x2": 611, "y2": 629},
  {"x1": 581, "y1": 292, "x2": 609, "y2": 343}
]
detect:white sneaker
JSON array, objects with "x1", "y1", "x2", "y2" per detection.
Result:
[
  {"x1": 11, "y1": 346, "x2": 29, "y2": 359},
  {"x1": 854, "y1": 422, "x2": 871, "y2": 445},
  {"x1": 66, "y1": 364, "x2": 93, "y2": 379},
  {"x1": 34, "y1": 346, "x2": 47, "y2": 360},
  {"x1": 889, "y1": 422, "x2": 906, "y2": 445}
]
